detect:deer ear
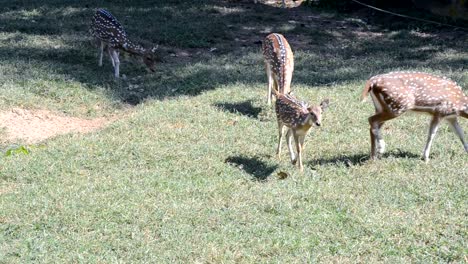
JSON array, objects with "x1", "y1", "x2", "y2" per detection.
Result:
[{"x1": 320, "y1": 99, "x2": 330, "y2": 111}]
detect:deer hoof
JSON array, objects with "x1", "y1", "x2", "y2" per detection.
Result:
[
  {"x1": 422, "y1": 156, "x2": 430, "y2": 163},
  {"x1": 376, "y1": 140, "x2": 386, "y2": 155}
]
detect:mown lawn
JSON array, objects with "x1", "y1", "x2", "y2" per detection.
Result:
[{"x1": 0, "y1": 0, "x2": 467, "y2": 262}]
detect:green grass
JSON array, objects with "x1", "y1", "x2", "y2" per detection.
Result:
[{"x1": 0, "y1": 0, "x2": 467, "y2": 262}]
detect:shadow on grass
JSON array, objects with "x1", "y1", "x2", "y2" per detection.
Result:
[
  {"x1": 214, "y1": 101, "x2": 262, "y2": 118},
  {"x1": 383, "y1": 149, "x2": 421, "y2": 159},
  {"x1": 309, "y1": 149, "x2": 420, "y2": 167},
  {"x1": 225, "y1": 155, "x2": 277, "y2": 181},
  {"x1": 309, "y1": 153, "x2": 369, "y2": 167}
]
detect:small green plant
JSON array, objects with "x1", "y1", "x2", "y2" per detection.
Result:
[{"x1": 4, "y1": 146, "x2": 30, "y2": 157}]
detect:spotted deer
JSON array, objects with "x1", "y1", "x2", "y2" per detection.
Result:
[
  {"x1": 90, "y1": 9, "x2": 157, "y2": 78},
  {"x1": 262, "y1": 33, "x2": 294, "y2": 105},
  {"x1": 273, "y1": 88, "x2": 329, "y2": 171},
  {"x1": 362, "y1": 71, "x2": 468, "y2": 161}
]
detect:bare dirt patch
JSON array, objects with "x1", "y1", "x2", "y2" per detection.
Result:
[{"x1": 0, "y1": 108, "x2": 114, "y2": 144}]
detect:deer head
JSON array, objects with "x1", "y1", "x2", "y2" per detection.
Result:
[
  {"x1": 462, "y1": 100, "x2": 468, "y2": 118},
  {"x1": 307, "y1": 99, "x2": 330, "y2": 127},
  {"x1": 142, "y1": 46, "x2": 158, "y2": 73}
]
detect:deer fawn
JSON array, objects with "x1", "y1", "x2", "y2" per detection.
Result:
[
  {"x1": 262, "y1": 33, "x2": 294, "y2": 105},
  {"x1": 90, "y1": 9, "x2": 157, "y2": 78},
  {"x1": 273, "y1": 88, "x2": 329, "y2": 171},
  {"x1": 362, "y1": 71, "x2": 468, "y2": 161}
]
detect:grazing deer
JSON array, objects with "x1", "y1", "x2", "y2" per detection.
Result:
[
  {"x1": 273, "y1": 88, "x2": 329, "y2": 171},
  {"x1": 362, "y1": 71, "x2": 468, "y2": 161},
  {"x1": 262, "y1": 33, "x2": 294, "y2": 105},
  {"x1": 90, "y1": 8, "x2": 157, "y2": 78}
]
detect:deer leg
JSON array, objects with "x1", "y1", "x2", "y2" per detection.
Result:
[
  {"x1": 276, "y1": 121, "x2": 285, "y2": 159},
  {"x1": 376, "y1": 122, "x2": 387, "y2": 155},
  {"x1": 423, "y1": 115, "x2": 441, "y2": 162},
  {"x1": 369, "y1": 112, "x2": 397, "y2": 159},
  {"x1": 286, "y1": 128, "x2": 296, "y2": 164},
  {"x1": 98, "y1": 41, "x2": 104, "y2": 67},
  {"x1": 369, "y1": 119, "x2": 386, "y2": 159},
  {"x1": 108, "y1": 48, "x2": 115, "y2": 67},
  {"x1": 265, "y1": 63, "x2": 274, "y2": 105},
  {"x1": 299, "y1": 135, "x2": 306, "y2": 171},
  {"x1": 446, "y1": 117, "x2": 468, "y2": 153},
  {"x1": 295, "y1": 134, "x2": 305, "y2": 172},
  {"x1": 110, "y1": 49, "x2": 120, "y2": 78},
  {"x1": 273, "y1": 78, "x2": 279, "y2": 97}
]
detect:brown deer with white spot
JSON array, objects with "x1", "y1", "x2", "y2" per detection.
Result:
[
  {"x1": 273, "y1": 88, "x2": 329, "y2": 171},
  {"x1": 90, "y1": 9, "x2": 157, "y2": 78},
  {"x1": 361, "y1": 71, "x2": 468, "y2": 161},
  {"x1": 262, "y1": 33, "x2": 294, "y2": 105}
]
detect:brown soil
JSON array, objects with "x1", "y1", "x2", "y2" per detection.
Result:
[{"x1": 0, "y1": 108, "x2": 114, "y2": 144}]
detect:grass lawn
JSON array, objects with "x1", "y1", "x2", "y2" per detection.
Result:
[{"x1": 0, "y1": 0, "x2": 467, "y2": 262}]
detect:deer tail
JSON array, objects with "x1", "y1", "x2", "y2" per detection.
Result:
[{"x1": 361, "y1": 80, "x2": 373, "y2": 102}]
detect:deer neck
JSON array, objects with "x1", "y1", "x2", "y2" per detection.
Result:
[
  {"x1": 294, "y1": 112, "x2": 312, "y2": 127},
  {"x1": 292, "y1": 114, "x2": 313, "y2": 135},
  {"x1": 122, "y1": 41, "x2": 147, "y2": 56}
]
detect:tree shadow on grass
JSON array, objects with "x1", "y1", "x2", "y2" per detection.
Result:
[
  {"x1": 309, "y1": 149, "x2": 420, "y2": 167},
  {"x1": 214, "y1": 100, "x2": 263, "y2": 119},
  {"x1": 225, "y1": 155, "x2": 277, "y2": 181},
  {"x1": 0, "y1": 0, "x2": 466, "y2": 105}
]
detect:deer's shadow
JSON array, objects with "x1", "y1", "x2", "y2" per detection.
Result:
[
  {"x1": 214, "y1": 100, "x2": 263, "y2": 119},
  {"x1": 225, "y1": 155, "x2": 277, "y2": 181},
  {"x1": 308, "y1": 150, "x2": 420, "y2": 167}
]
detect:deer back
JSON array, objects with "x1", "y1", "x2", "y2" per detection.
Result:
[
  {"x1": 275, "y1": 93, "x2": 310, "y2": 128},
  {"x1": 367, "y1": 72, "x2": 467, "y2": 116},
  {"x1": 91, "y1": 9, "x2": 130, "y2": 48},
  {"x1": 91, "y1": 9, "x2": 150, "y2": 56},
  {"x1": 262, "y1": 33, "x2": 294, "y2": 94}
]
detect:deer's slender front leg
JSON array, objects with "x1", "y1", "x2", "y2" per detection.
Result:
[
  {"x1": 286, "y1": 129, "x2": 296, "y2": 164},
  {"x1": 276, "y1": 122, "x2": 285, "y2": 159},
  {"x1": 447, "y1": 117, "x2": 468, "y2": 152},
  {"x1": 423, "y1": 115, "x2": 441, "y2": 162},
  {"x1": 110, "y1": 49, "x2": 120, "y2": 78},
  {"x1": 295, "y1": 134, "x2": 305, "y2": 171},
  {"x1": 108, "y1": 48, "x2": 115, "y2": 67},
  {"x1": 98, "y1": 41, "x2": 104, "y2": 67}
]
